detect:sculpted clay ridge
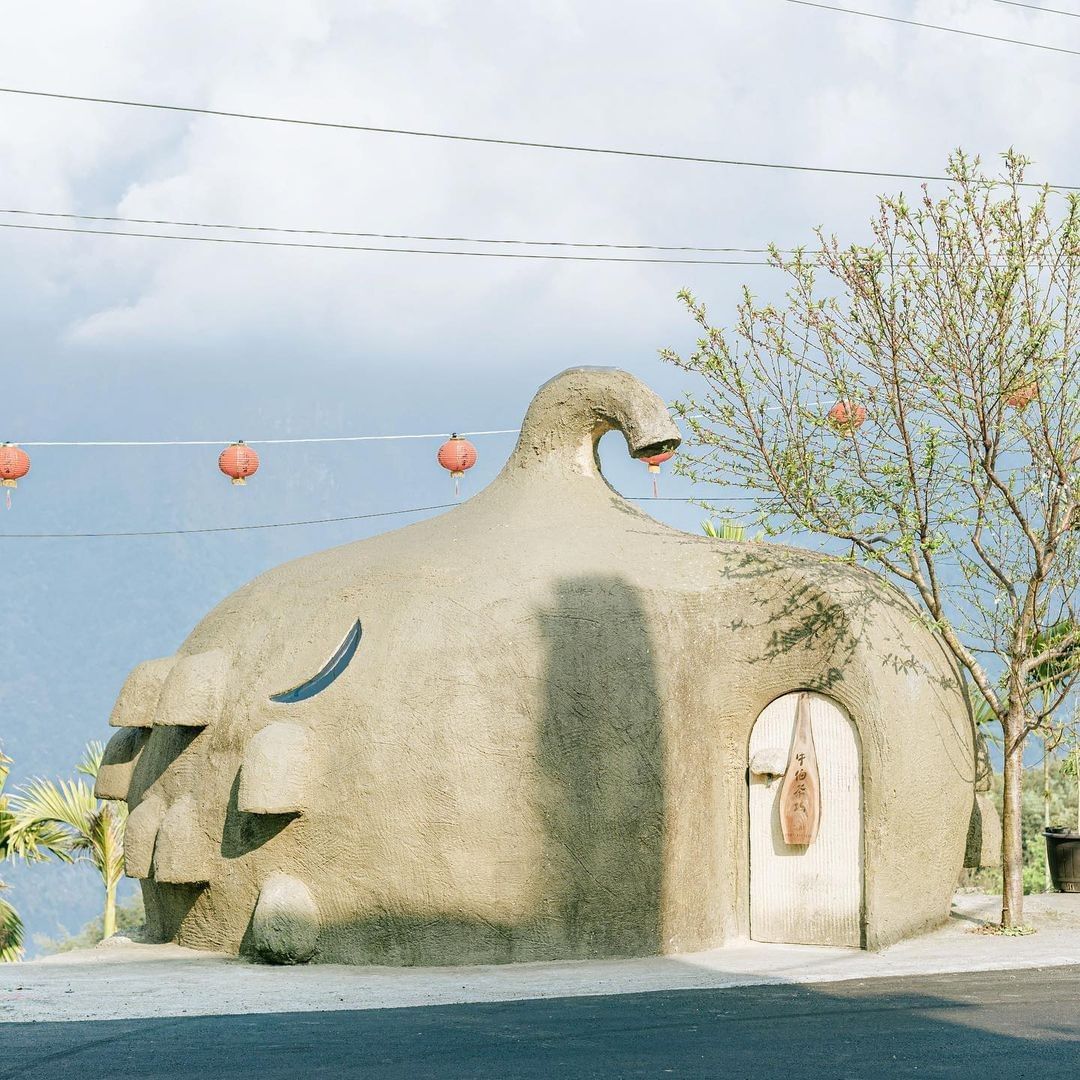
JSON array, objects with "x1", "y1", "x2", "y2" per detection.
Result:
[{"x1": 95, "y1": 367, "x2": 991, "y2": 965}]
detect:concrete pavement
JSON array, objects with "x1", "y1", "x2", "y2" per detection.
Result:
[
  {"x1": 2, "y1": 892, "x2": 1079, "y2": 1025},
  {"x1": 2, "y1": 965, "x2": 1078, "y2": 1079}
]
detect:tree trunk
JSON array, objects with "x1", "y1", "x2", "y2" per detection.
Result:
[
  {"x1": 1001, "y1": 727, "x2": 1025, "y2": 928},
  {"x1": 103, "y1": 879, "x2": 117, "y2": 941}
]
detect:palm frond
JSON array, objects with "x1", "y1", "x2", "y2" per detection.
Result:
[
  {"x1": 968, "y1": 684, "x2": 999, "y2": 729},
  {"x1": 0, "y1": 883, "x2": 24, "y2": 963},
  {"x1": 0, "y1": 747, "x2": 12, "y2": 860},
  {"x1": 13, "y1": 776, "x2": 99, "y2": 834},
  {"x1": 3, "y1": 743, "x2": 130, "y2": 925},
  {"x1": 76, "y1": 741, "x2": 104, "y2": 781},
  {"x1": 0, "y1": 802, "x2": 15, "y2": 861},
  {"x1": 2, "y1": 814, "x2": 74, "y2": 863},
  {"x1": 95, "y1": 802, "x2": 128, "y2": 892},
  {"x1": 702, "y1": 518, "x2": 748, "y2": 541},
  {"x1": 3, "y1": 748, "x2": 72, "y2": 862},
  {"x1": 9, "y1": 777, "x2": 98, "y2": 864},
  {"x1": 9, "y1": 762, "x2": 128, "y2": 889}
]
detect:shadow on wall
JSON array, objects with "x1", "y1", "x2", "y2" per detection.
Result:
[
  {"x1": 722, "y1": 547, "x2": 970, "y2": 773},
  {"x1": 534, "y1": 576, "x2": 666, "y2": 960},
  {"x1": 278, "y1": 575, "x2": 666, "y2": 966},
  {"x1": 725, "y1": 545, "x2": 987, "y2": 877},
  {"x1": 719, "y1": 547, "x2": 900, "y2": 689}
]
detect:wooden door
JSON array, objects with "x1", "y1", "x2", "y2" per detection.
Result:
[{"x1": 748, "y1": 691, "x2": 863, "y2": 947}]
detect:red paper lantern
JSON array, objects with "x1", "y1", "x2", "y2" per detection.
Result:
[
  {"x1": 641, "y1": 449, "x2": 675, "y2": 497},
  {"x1": 437, "y1": 435, "x2": 477, "y2": 495},
  {"x1": 1004, "y1": 382, "x2": 1037, "y2": 409},
  {"x1": 0, "y1": 443, "x2": 30, "y2": 509},
  {"x1": 0, "y1": 443, "x2": 30, "y2": 487},
  {"x1": 827, "y1": 401, "x2": 867, "y2": 435},
  {"x1": 219, "y1": 441, "x2": 260, "y2": 485}
]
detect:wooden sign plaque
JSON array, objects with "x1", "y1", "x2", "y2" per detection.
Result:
[{"x1": 779, "y1": 692, "x2": 821, "y2": 846}]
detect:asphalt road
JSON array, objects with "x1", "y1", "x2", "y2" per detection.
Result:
[{"x1": 3, "y1": 965, "x2": 1078, "y2": 1079}]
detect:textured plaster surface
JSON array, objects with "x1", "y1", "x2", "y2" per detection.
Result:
[
  {"x1": 4, "y1": 895, "x2": 1078, "y2": 1024},
  {"x1": 94, "y1": 367, "x2": 980, "y2": 965}
]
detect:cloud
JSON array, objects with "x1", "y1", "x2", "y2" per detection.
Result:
[
  {"x1": 3, "y1": 0, "x2": 1079, "y2": 422},
  {"x1": 5, "y1": 0, "x2": 1075, "y2": 376}
]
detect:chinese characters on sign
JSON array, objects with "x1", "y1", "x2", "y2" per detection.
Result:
[{"x1": 779, "y1": 693, "x2": 821, "y2": 845}]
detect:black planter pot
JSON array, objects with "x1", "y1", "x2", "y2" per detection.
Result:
[{"x1": 1044, "y1": 828, "x2": 1080, "y2": 893}]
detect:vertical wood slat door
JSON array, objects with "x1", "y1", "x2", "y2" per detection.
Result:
[{"x1": 749, "y1": 692, "x2": 862, "y2": 947}]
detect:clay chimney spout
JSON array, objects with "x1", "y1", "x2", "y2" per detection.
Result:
[{"x1": 507, "y1": 367, "x2": 681, "y2": 478}]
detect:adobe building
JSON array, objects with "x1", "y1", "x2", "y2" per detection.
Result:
[{"x1": 95, "y1": 367, "x2": 995, "y2": 965}]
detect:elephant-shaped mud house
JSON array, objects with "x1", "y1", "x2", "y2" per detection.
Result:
[{"x1": 95, "y1": 367, "x2": 996, "y2": 965}]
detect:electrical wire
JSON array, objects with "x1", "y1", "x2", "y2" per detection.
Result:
[
  {"x1": 0, "y1": 85, "x2": 1073, "y2": 189},
  {"x1": 8, "y1": 218, "x2": 1061, "y2": 268},
  {"x1": 0, "y1": 209, "x2": 788, "y2": 255},
  {"x1": 19, "y1": 430, "x2": 520, "y2": 448},
  {"x1": 0, "y1": 496, "x2": 748, "y2": 539},
  {"x1": 784, "y1": 0, "x2": 1080, "y2": 56},
  {"x1": 15, "y1": 404, "x2": 832, "y2": 447},
  {"x1": 990, "y1": 1, "x2": 1080, "y2": 17},
  {"x1": 0, "y1": 503, "x2": 459, "y2": 538},
  {"x1": 0, "y1": 221, "x2": 772, "y2": 265}
]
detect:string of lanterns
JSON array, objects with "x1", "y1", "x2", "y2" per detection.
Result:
[
  {"x1": 823, "y1": 382, "x2": 1036, "y2": 437},
  {"x1": 0, "y1": 430, "x2": 684, "y2": 509},
  {"x1": 4, "y1": 388, "x2": 1042, "y2": 510}
]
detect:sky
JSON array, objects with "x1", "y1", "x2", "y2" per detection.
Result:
[{"x1": 2, "y1": 0, "x2": 1079, "y2": 950}]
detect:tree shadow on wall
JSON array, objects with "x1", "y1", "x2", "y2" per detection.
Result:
[
  {"x1": 712, "y1": 542, "x2": 979, "y2": 838},
  {"x1": 715, "y1": 543, "x2": 963, "y2": 706}
]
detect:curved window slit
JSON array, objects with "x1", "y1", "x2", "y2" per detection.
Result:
[{"x1": 270, "y1": 620, "x2": 362, "y2": 703}]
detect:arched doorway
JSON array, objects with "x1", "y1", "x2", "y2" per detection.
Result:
[{"x1": 748, "y1": 691, "x2": 863, "y2": 947}]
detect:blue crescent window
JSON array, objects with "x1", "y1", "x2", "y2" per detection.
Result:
[{"x1": 270, "y1": 620, "x2": 362, "y2": 703}]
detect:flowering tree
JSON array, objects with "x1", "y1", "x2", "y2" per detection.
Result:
[{"x1": 663, "y1": 152, "x2": 1080, "y2": 928}]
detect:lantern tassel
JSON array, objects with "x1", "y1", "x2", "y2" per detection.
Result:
[
  {"x1": 4, "y1": 489, "x2": 10, "y2": 511},
  {"x1": 652, "y1": 475, "x2": 659, "y2": 499}
]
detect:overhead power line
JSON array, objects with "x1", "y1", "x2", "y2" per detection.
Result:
[
  {"x1": 0, "y1": 209, "x2": 785, "y2": 255},
  {"x1": 0, "y1": 496, "x2": 745, "y2": 540},
  {"x1": 14, "y1": 406, "x2": 821, "y2": 448},
  {"x1": 0, "y1": 85, "x2": 1073, "y2": 189},
  {"x1": 0, "y1": 221, "x2": 773, "y2": 265},
  {"x1": 990, "y1": 1, "x2": 1080, "y2": 17},
  {"x1": 0, "y1": 503, "x2": 459, "y2": 538},
  {"x1": 784, "y1": 0, "x2": 1080, "y2": 56},
  {"x1": 3, "y1": 219, "x2": 1068, "y2": 268},
  {"x1": 19, "y1": 429, "x2": 520, "y2": 448}
]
